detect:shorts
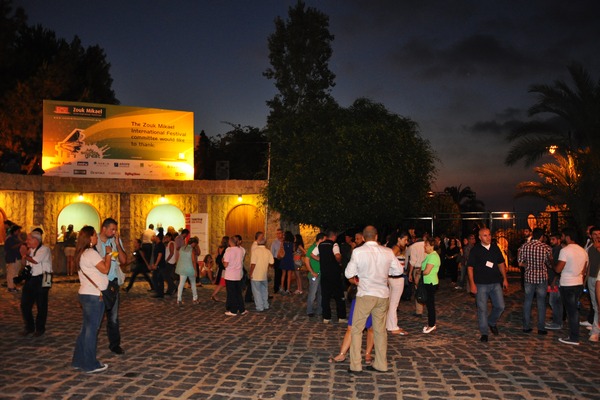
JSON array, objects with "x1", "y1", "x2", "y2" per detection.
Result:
[
  {"x1": 348, "y1": 298, "x2": 372, "y2": 329},
  {"x1": 64, "y1": 247, "x2": 75, "y2": 257}
]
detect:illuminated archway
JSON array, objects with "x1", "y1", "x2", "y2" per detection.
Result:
[
  {"x1": 58, "y1": 203, "x2": 101, "y2": 233},
  {"x1": 146, "y1": 204, "x2": 185, "y2": 232},
  {"x1": 225, "y1": 204, "x2": 265, "y2": 244}
]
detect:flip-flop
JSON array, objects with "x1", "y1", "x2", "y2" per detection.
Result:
[{"x1": 365, "y1": 354, "x2": 373, "y2": 366}]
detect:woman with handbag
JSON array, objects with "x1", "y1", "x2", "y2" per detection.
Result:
[
  {"x1": 72, "y1": 226, "x2": 112, "y2": 374},
  {"x1": 421, "y1": 237, "x2": 441, "y2": 334}
]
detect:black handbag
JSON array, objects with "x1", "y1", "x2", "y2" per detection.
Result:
[
  {"x1": 415, "y1": 280, "x2": 428, "y2": 304},
  {"x1": 80, "y1": 269, "x2": 118, "y2": 310}
]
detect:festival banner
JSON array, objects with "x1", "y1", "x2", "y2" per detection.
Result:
[
  {"x1": 42, "y1": 100, "x2": 194, "y2": 180},
  {"x1": 186, "y1": 213, "x2": 209, "y2": 258}
]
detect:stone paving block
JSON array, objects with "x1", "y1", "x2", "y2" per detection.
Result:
[{"x1": 1, "y1": 276, "x2": 597, "y2": 399}]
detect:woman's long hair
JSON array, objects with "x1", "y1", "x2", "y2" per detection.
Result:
[
  {"x1": 74, "y1": 226, "x2": 96, "y2": 269},
  {"x1": 294, "y1": 233, "x2": 304, "y2": 250}
]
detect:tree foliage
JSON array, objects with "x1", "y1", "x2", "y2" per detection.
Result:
[
  {"x1": 264, "y1": 2, "x2": 436, "y2": 230},
  {"x1": 506, "y1": 63, "x2": 600, "y2": 231},
  {"x1": 443, "y1": 185, "x2": 486, "y2": 212},
  {"x1": 0, "y1": 1, "x2": 118, "y2": 171},
  {"x1": 196, "y1": 124, "x2": 268, "y2": 180}
]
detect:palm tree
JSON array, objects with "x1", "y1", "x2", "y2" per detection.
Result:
[
  {"x1": 505, "y1": 62, "x2": 600, "y2": 167},
  {"x1": 443, "y1": 185, "x2": 485, "y2": 212},
  {"x1": 506, "y1": 63, "x2": 600, "y2": 233}
]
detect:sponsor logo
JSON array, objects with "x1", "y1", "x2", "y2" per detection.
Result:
[
  {"x1": 93, "y1": 161, "x2": 110, "y2": 166},
  {"x1": 113, "y1": 162, "x2": 130, "y2": 168},
  {"x1": 73, "y1": 169, "x2": 87, "y2": 175},
  {"x1": 62, "y1": 162, "x2": 72, "y2": 166},
  {"x1": 71, "y1": 106, "x2": 106, "y2": 118},
  {"x1": 54, "y1": 106, "x2": 70, "y2": 115},
  {"x1": 77, "y1": 161, "x2": 89, "y2": 166},
  {"x1": 124, "y1": 172, "x2": 141, "y2": 176},
  {"x1": 90, "y1": 171, "x2": 105, "y2": 175},
  {"x1": 108, "y1": 172, "x2": 121, "y2": 176}
]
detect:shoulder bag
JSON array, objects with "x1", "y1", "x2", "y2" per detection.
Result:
[
  {"x1": 80, "y1": 269, "x2": 118, "y2": 310},
  {"x1": 415, "y1": 279, "x2": 428, "y2": 304}
]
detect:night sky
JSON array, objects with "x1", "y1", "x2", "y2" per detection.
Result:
[{"x1": 14, "y1": 0, "x2": 600, "y2": 211}]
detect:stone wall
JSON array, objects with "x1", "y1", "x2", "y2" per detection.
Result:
[{"x1": 0, "y1": 172, "x2": 280, "y2": 274}]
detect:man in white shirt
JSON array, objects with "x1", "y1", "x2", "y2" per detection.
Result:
[
  {"x1": 249, "y1": 234, "x2": 274, "y2": 312},
  {"x1": 345, "y1": 226, "x2": 402, "y2": 373},
  {"x1": 555, "y1": 228, "x2": 588, "y2": 345},
  {"x1": 407, "y1": 231, "x2": 428, "y2": 317},
  {"x1": 20, "y1": 231, "x2": 52, "y2": 337}
]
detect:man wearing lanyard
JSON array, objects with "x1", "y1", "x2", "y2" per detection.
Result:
[{"x1": 96, "y1": 218, "x2": 127, "y2": 355}]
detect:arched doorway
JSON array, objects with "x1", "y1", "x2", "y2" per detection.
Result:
[
  {"x1": 146, "y1": 204, "x2": 185, "y2": 233},
  {"x1": 58, "y1": 203, "x2": 101, "y2": 233},
  {"x1": 225, "y1": 204, "x2": 265, "y2": 248}
]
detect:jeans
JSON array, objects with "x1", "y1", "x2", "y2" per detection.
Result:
[
  {"x1": 548, "y1": 287, "x2": 563, "y2": 326},
  {"x1": 177, "y1": 275, "x2": 197, "y2": 302},
  {"x1": 106, "y1": 279, "x2": 121, "y2": 350},
  {"x1": 475, "y1": 283, "x2": 505, "y2": 335},
  {"x1": 306, "y1": 275, "x2": 322, "y2": 315},
  {"x1": 523, "y1": 281, "x2": 547, "y2": 330},
  {"x1": 588, "y1": 277, "x2": 599, "y2": 335},
  {"x1": 424, "y1": 283, "x2": 438, "y2": 327},
  {"x1": 386, "y1": 277, "x2": 404, "y2": 330},
  {"x1": 560, "y1": 285, "x2": 583, "y2": 342},
  {"x1": 72, "y1": 294, "x2": 105, "y2": 371},
  {"x1": 251, "y1": 280, "x2": 269, "y2": 311},
  {"x1": 20, "y1": 275, "x2": 49, "y2": 333}
]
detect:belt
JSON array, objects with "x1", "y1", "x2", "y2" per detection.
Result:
[{"x1": 388, "y1": 275, "x2": 405, "y2": 279}]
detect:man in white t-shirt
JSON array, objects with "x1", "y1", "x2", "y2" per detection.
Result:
[
  {"x1": 555, "y1": 228, "x2": 588, "y2": 345},
  {"x1": 249, "y1": 234, "x2": 274, "y2": 312}
]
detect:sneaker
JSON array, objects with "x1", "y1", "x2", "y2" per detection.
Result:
[
  {"x1": 278, "y1": 289, "x2": 288, "y2": 296},
  {"x1": 589, "y1": 334, "x2": 599, "y2": 342},
  {"x1": 580, "y1": 321, "x2": 592, "y2": 327},
  {"x1": 558, "y1": 337, "x2": 579, "y2": 346},
  {"x1": 423, "y1": 325, "x2": 436, "y2": 334},
  {"x1": 544, "y1": 323, "x2": 562, "y2": 330},
  {"x1": 86, "y1": 363, "x2": 108, "y2": 374},
  {"x1": 454, "y1": 286, "x2": 463, "y2": 290},
  {"x1": 323, "y1": 319, "x2": 331, "y2": 324},
  {"x1": 224, "y1": 311, "x2": 237, "y2": 316},
  {"x1": 338, "y1": 318, "x2": 348, "y2": 324}
]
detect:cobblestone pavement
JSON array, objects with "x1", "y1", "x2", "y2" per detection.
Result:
[{"x1": 1, "y1": 274, "x2": 599, "y2": 400}]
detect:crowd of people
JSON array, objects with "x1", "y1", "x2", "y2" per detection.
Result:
[{"x1": 3, "y1": 218, "x2": 598, "y2": 374}]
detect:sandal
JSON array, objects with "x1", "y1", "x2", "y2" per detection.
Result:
[
  {"x1": 328, "y1": 353, "x2": 346, "y2": 363},
  {"x1": 211, "y1": 296, "x2": 221, "y2": 302},
  {"x1": 365, "y1": 353, "x2": 373, "y2": 366}
]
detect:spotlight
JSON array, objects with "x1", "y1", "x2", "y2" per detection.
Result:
[{"x1": 237, "y1": 194, "x2": 243, "y2": 202}]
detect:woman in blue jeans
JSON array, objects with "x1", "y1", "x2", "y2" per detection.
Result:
[{"x1": 72, "y1": 226, "x2": 112, "y2": 373}]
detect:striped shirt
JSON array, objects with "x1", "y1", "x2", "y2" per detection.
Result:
[{"x1": 517, "y1": 239, "x2": 552, "y2": 284}]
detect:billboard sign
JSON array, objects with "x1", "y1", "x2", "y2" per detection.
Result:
[{"x1": 42, "y1": 100, "x2": 194, "y2": 180}]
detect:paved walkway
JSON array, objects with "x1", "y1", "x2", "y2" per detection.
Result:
[{"x1": 1, "y1": 275, "x2": 598, "y2": 400}]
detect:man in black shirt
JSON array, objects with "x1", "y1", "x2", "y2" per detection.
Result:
[{"x1": 468, "y1": 228, "x2": 509, "y2": 342}]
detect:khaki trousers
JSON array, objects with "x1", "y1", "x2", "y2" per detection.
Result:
[{"x1": 350, "y1": 295, "x2": 389, "y2": 372}]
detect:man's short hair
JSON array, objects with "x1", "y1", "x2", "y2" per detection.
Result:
[
  {"x1": 30, "y1": 231, "x2": 42, "y2": 243},
  {"x1": 181, "y1": 228, "x2": 190, "y2": 235},
  {"x1": 316, "y1": 233, "x2": 326, "y2": 241},
  {"x1": 362, "y1": 226, "x2": 377, "y2": 240},
  {"x1": 257, "y1": 236, "x2": 267, "y2": 245},
  {"x1": 102, "y1": 218, "x2": 118, "y2": 228},
  {"x1": 325, "y1": 230, "x2": 337, "y2": 239},
  {"x1": 590, "y1": 226, "x2": 600, "y2": 235},
  {"x1": 532, "y1": 228, "x2": 545, "y2": 240},
  {"x1": 562, "y1": 228, "x2": 576, "y2": 241},
  {"x1": 255, "y1": 231, "x2": 264, "y2": 240}
]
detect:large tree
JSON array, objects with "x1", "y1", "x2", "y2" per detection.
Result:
[
  {"x1": 264, "y1": 2, "x2": 435, "y2": 229},
  {"x1": 506, "y1": 63, "x2": 600, "y2": 232},
  {"x1": 0, "y1": 1, "x2": 118, "y2": 171},
  {"x1": 443, "y1": 185, "x2": 485, "y2": 212}
]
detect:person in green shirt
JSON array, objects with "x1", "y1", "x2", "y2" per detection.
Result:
[
  {"x1": 305, "y1": 233, "x2": 325, "y2": 317},
  {"x1": 421, "y1": 237, "x2": 440, "y2": 334}
]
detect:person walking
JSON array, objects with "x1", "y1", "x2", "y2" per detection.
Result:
[
  {"x1": 175, "y1": 236, "x2": 200, "y2": 306},
  {"x1": 468, "y1": 227, "x2": 509, "y2": 342}
]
